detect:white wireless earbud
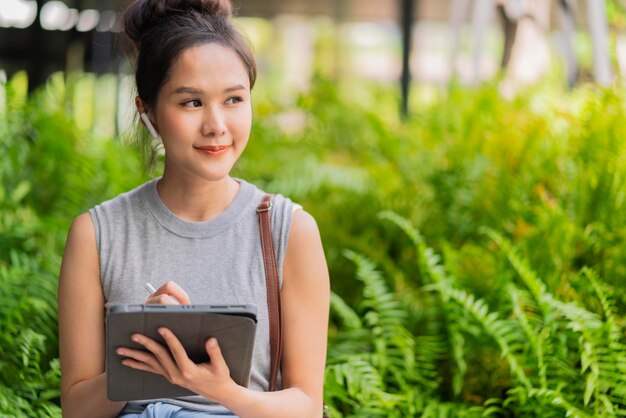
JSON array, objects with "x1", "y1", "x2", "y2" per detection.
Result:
[{"x1": 140, "y1": 112, "x2": 159, "y2": 139}]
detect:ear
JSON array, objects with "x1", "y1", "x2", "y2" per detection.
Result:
[
  {"x1": 135, "y1": 97, "x2": 160, "y2": 139},
  {"x1": 135, "y1": 96, "x2": 146, "y2": 114}
]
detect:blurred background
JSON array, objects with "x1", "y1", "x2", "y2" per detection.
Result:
[
  {"x1": 2, "y1": 1, "x2": 626, "y2": 417},
  {"x1": 2, "y1": 0, "x2": 626, "y2": 130}
]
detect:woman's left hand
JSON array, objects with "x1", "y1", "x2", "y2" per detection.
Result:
[{"x1": 116, "y1": 328, "x2": 235, "y2": 401}]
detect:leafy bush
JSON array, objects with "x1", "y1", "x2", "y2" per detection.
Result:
[
  {"x1": 1, "y1": 69, "x2": 625, "y2": 417},
  {"x1": 324, "y1": 211, "x2": 626, "y2": 417},
  {"x1": 0, "y1": 72, "x2": 147, "y2": 417}
]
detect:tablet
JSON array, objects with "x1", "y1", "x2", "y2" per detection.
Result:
[{"x1": 106, "y1": 304, "x2": 257, "y2": 401}]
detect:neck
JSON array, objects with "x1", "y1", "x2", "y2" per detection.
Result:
[{"x1": 156, "y1": 170, "x2": 239, "y2": 222}]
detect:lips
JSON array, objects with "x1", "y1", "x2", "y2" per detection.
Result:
[
  {"x1": 194, "y1": 145, "x2": 231, "y2": 152},
  {"x1": 193, "y1": 144, "x2": 232, "y2": 156}
]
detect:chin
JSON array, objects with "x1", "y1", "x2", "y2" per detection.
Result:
[
  {"x1": 168, "y1": 158, "x2": 237, "y2": 183},
  {"x1": 194, "y1": 168, "x2": 234, "y2": 183}
]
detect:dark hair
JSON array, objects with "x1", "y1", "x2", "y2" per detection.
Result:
[{"x1": 122, "y1": 0, "x2": 256, "y2": 111}]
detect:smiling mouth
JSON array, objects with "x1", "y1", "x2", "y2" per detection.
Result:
[{"x1": 193, "y1": 145, "x2": 232, "y2": 156}]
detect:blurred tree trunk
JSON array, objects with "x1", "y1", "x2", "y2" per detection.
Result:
[
  {"x1": 498, "y1": 4, "x2": 518, "y2": 69},
  {"x1": 449, "y1": 0, "x2": 471, "y2": 79},
  {"x1": 499, "y1": 0, "x2": 551, "y2": 96},
  {"x1": 559, "y1": 0, "x2": 579, "y2": 88},
  {"x1": 29, "y1": 0, "x2": 48, "y2": 92},
  {"x1": 587, "y1": 0, "x2": 612, "y2": 85},
  {"x1": 471, "y1": 0, "x2": 495, "y2": 84}
]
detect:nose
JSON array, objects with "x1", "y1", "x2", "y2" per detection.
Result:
[{"x1": 201, "y1": 105, "x2": 226, "y2": 137}]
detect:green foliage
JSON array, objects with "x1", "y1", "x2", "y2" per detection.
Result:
[
  {"x1": 325, "y1": 212, "x2": 626, "y2": 416},
  {"x1": 2, "y1": 68, "x2": 626, "y2": 416},
  {"x1": 0, "y1": 71, "x2": 148, "y2": 416}
]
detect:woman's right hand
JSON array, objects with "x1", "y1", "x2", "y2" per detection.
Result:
[{"x1": 145, "y1": 281, "x2": 191, "y2": 305}]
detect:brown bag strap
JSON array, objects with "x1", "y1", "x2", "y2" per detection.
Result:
[
  {"x1": 257, "y1": 194, "x2": 282, "y2": 392},
  {"x1": 257, "y1": 195, "x2": 330, "y2": 417}
]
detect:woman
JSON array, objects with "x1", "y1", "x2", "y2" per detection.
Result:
[{"x1": 57, "y1": 1, "x2": 330, "y2": 417}]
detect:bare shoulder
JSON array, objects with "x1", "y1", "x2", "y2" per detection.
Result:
[
  {"x1": 67, "y1": 212, "x2": 96, "y2": 243},
  {"x1": 286, "y1": 209, "x2": 325, "y2": 263},
  {"x1": 59, "y1": 211, "x2": 100, "y2": 300},
  {"x1": 289, "y1": 209, "x2": 321, "y2": 242},
  {"x1": 283, "y1": 209, "x2": 329, "y2": 289}
]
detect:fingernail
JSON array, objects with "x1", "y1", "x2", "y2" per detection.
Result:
[
  {"x1": 158, "y1": 328, "x2": 166, "y2": 335},
  {"x1": 131, "y1": 335, "x2": 140, "y2": 342},
  {"x1": 208, "y1": 338, "x2": 216, "y2": 348},
  {"x1": 116, "y1": 348, "x2": 124, "y2": 355}
]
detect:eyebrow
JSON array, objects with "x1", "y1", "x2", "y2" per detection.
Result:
[{"x1": 172, "y1": 84, "x2": 247, "y2": 95}]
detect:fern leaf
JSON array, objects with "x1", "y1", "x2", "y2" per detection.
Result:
[
  {"x1": 445, "y1": 286, "x2": 531, "y2": 389},
  {"x1": 526, "y1": 388, "x2": 594, "y2": 418},
  {"x1": 330, "y1": 358, "x2": 385, "y2": 403},
  {"x1": 483, "y1": 229, "x2": 551, "y2": 315},
  {"x1": 378, "y1": 211, "x2": 424, "y2": 248},
  {"x1": 343, "y1": 250, "x2": 406, "y2": 328},
  {"x1": 330, "y1": 291, "x2": 363, "y2": 331}
]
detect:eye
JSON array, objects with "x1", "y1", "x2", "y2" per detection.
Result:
[
  {"x1": 181, "y1": 99, "x2": 202, "y2": 108},
  {"x1": 225, "y1": 96, "x2": 243, "y2": 105}
]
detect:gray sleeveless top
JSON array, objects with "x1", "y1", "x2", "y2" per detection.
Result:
[{"x1": 89, "y1": 177, "x2": 295, "y2": 414}]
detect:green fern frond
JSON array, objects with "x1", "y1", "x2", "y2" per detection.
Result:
[
  {"x1": 330, "y1": 291, "x2": 363, "y2": 331},
  {"x1": 379, "y1": 210, "x2": 452, "y2": 289},
  {"x1": 343, "y1": 250, "x2": 407, "y2": 328},
  {"x1": 326, "y1": 330, "x2": 372, "y2": 362},
  {"x1": 525, "y1": 388, "x2": 594, "y2": 418},
  {"x1": 445, "y1": 286, "x2": 531, "y2": 389},
  {"x1": 37, "y1": 402, "x2": 62, "y2": 417},
  {"x1": 0, "y1": 385, "x2": 32, "y2": 418},
  {"x1": 329, "y1": 358, "x2": 385, "y2": 403},
  {"x1": 542, "y1": 297, "x2": 604, "y2": 408},
  {"x1": 378, "y1": 211, "x2": 424, "y2": 247},
  {"x1": 584, "y1": 268, "x2": 622, "y2": 345},
  {"x1": 508, "y1": 286, "x2": 540, "y2": 351},
  {"x1": 420, "y1": 399, "x2": 491, "y2": 418},
  {"x1": 448, "y1": 321, "x2": 468, "y2": 397},
  {"x1": 483, "y1": 229, "x2": 551, "y2": 315},
  {"x1": 485, "y1": 229, "x2": 623, "y2": 411},
  {"x1": 479, "y1": 397, "x2": 509, "y2": 417},
  {"x1": 17, "y1": 328, "x2": 45, "y2": 371},
  {"x1": 581, "y1": 268, "x2": 626, "y2": 413},
  {"x1": 267, "y1": 156, "x2": 370, "y2": 198},
  {"x1": 378, "y1": 212, "x2": 469, "y2": 395},
  {"x1": 508, "y1": 285, "x2": 551, "y2": 390},
  {"x1": 335, "y1": 249, "x2": 446, "y2": 402},
  {"x1": 344, "y1": 250, "x2": 433, "y2": 388}
]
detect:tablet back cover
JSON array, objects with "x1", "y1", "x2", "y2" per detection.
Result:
[{"x1": 106, "y1": 305, "x2": 256, "y2": 401}]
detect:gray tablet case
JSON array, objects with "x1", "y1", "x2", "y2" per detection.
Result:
[{"x1": 106, "y1": 304, "x2": 257, "y2": 401}]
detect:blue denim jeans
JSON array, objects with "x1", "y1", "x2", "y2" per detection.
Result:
[{"x1": 118, "y1": 402, "x2": 239, "y2": 418}]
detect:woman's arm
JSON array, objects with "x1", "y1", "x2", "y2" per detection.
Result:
[
  {"x1": 223, "y1": 208, "x2": 330, "y2": 417},
  {"x1": 58, "y1": 213, "x2": 127, "y2": 418},
  {"x1": 118, "y1": 209, "x2": 330, "y2": 418}
]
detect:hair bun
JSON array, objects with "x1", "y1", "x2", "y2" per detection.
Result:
[{"x1": 123, "y1": 0, "x2": 233, "y2": 48}]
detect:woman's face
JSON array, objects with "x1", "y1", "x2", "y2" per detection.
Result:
[{"x1": 152, "y1": 43, "x2": 252, "y2": 183}]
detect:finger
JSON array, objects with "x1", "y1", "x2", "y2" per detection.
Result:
[
  {"x1": 120, "y1": 357, "x2": 166, "y2": 376},
  {"x1": 116, "y1": 347, "x2": 157, "y2": 365},
  {"x1": 117, "y1": 347, "x2": 167, "y2": 375},
  {"x1": 131, "y1": 334, "x2": 179, "y2": 373},
  {"x1": 145, "y1": 294, "x2": 180, "y2": 305},
  {"x1": 158, "y1": 327, "x2": 193, "y2": 370},
  {"x1": 205, "y1": 338, "x2": 229, "y2": 374},
  {"x1": 154, "y1": 281, "x2": 191, "y2": 305}
]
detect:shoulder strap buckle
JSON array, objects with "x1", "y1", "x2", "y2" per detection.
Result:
[
  {"x1": 256, "y1": 201, "x2": 272, "y2": 213},
  {"x1": 257, "y1": 195, "x2": 273, "y2": 213}
]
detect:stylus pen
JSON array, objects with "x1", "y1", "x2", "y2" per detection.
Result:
[{"x1": 144, "y1": 282, "x2": 157, "y2": 295}]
